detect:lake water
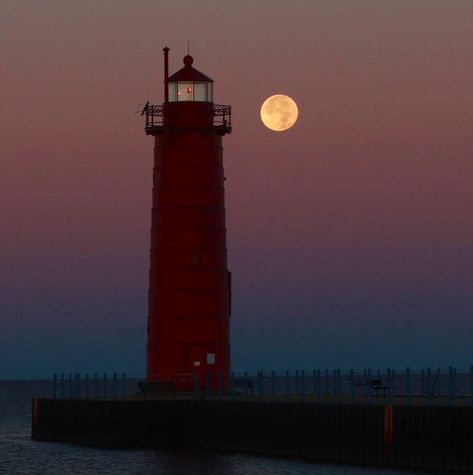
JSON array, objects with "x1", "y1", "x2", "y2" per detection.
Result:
[{"x1": 0, "y1": 380, "x2": 431, "y2": 474}]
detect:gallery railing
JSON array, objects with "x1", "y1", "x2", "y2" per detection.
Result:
[{"x1": 142, "y1": 102, "x2": 231, "y2": 132}]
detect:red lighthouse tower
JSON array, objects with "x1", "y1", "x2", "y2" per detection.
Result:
[{"x1": 143, "y1": 48, "x2": 232, "y2": 391}]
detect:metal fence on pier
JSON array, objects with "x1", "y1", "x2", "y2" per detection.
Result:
[{"x1": 51, "y1": 366, "x2": 473, "y2": 406}]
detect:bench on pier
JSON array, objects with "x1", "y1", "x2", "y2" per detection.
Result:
[
  {"x1": 369, "y1": 379, "x2": 388, "y2": 396},
  {"x1": 232, "y1": 378, "x2": 254, "y2": 395},
  {"x1": 138, "y1": 380, "x2": 176, "y2": 398},
  {"x1": 353, "y1": 378, "x2": 388, "y2": 396}
]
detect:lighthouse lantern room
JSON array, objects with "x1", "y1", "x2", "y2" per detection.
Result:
[{"x1": 167, "y1": 55, "x2": 213, "y2": 102}]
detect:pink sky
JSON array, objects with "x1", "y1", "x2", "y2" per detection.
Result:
[{"x1": 2, "y1": 0, "x2": 473, "y2": 378}]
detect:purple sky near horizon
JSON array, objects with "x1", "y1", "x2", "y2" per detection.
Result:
[{"x1": 2, "y1": 0, "x2": 473, "y2": 378}]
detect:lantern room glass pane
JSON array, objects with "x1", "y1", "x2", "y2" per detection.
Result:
[
  {"x1": 193, "y1": 82, "x2": 207, "y2": 101},
  {"x1": 207, "y1": 83, "x2": 213, "y2": 102},
  {"x1": 169, "y1": 81, "x2": 213, "y2": 102},
  {"x1": 168, "y1": 82, "x2": 177, "y2": 102},
  {"x1": 177, "y1": 82, "x2": 193, "y2": 101}
]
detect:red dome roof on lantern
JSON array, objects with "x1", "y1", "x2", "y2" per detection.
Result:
[{"x1": 168, "y1": 55, "x2": 214, "y2": 83}]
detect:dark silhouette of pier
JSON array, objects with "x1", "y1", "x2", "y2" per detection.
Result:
[{"x1": 32, "y1": 366, "x2": 473, "y2": 473}]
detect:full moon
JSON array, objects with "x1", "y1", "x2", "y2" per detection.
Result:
[{"x1": 260, "y1": 94, "x2": 298, "y2": 132}]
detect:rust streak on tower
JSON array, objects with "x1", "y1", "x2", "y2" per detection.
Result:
[{"x1": 143, "y1": 48, "x2": 232, "y2": 390}]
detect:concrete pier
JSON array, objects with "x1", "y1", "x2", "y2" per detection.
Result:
[{"x1": 32, "y1": 398, "x2": 473, "y2": 473}]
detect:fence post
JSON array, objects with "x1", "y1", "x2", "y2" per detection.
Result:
[
  {"x1": 449, "y1": 366, "x2": 457, "y2": 405},
  {"x1": 333, "y1": 369, "x2": 337, "y2": 403},
  {"x1": 112, "y1": 372, "x2": 117, "y2": 399},
  {"x1": 218, "y1": 370, "x2": 223, "y2": 400},
  {"x1": 103, "y1": 373, "x2": 107, "y2": 400},
  {"x1": 387, "y1": 369, "x2": 392, "y2": 405},
  {"x1": 453, "y1": 367, "x2": 457, "y2": 404},
  {"x1": 60, "y1": 373, "x2": 64, "y2": 399},
  {"x1": 94, "y1": 373, "x2": 98, "y2": 399},
  {"x1": 448, "y1": 366, "x2": 453, "y2": 406},
  {"x1": 406, "y1": 368, "x2": 411, "y2": 405},
  {"x1": 436, "y1": 368, "x2": 441, "y2": 397},
  {"x1": 470, "y1": 365, "x2": 473, "y2": 407},
  {"x1": 68, "y1": 373, "x2": 72, "y2": 398},
  {"x1": 421, "y1": 368, "x2": 425, "y2": 396},
  {"x1": 367, "y1": 368, "x2": 372, "y2": 405},
  {"x1": 338, "y1": 369, "x2": 342, "y2": 398},
  {"x1": 426, "y1": 367, "x2": 432, "y2": 406},
  {"x1": 392, "y1": 369, "x2": 396, "y2": 400},
  {"x1": 205, "y1": 369, "x2": 210, "y2": 400},
  {"x1": 350, "y1": 369, "x2": 355, "y2": 403},
  {"x1": 193, "y1": 373, "x2": 199, "y2": 400},
  {"x1": 447, "y1": 366, "x2": 453, "y2": 404},
  {"x1": 286, "y1": 370, "x2": 290, "y2": 399},
  {"x1": 53, "y1": 373, "x2": 57, "y2": 399},
  {"x1": 301, "y1": 370, "x2": 305, "y2": 399}
]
